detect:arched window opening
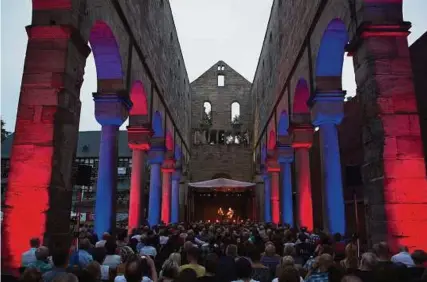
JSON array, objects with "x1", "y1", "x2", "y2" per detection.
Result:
[
  {"x1": 202, "y1": 101, "x2": 212, "y2": 127},
  {"x1": 231, "y1": 102, "x2": 240, "y2": 124}
]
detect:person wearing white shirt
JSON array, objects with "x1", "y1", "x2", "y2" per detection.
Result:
[
  {"x1": 21, "y1": 237, "x2": 40, "y2": 267},
  {"x1": 391, "y1": 246, "x2": 415, "y2": 267}
]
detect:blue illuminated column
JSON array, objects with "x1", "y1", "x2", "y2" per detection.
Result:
[
  {"x1": 171, "y1": 168, "x2": 181, "y2": 224},
  {"x1": 147, "y1": 140, "x2": 164, "y2": 226},
  {"x1": 311, "y1": 91, "x2": 345, "y2": 235},
  {"x1": 93, "y1": 91, "x2": 131, "y2": 238},
  {"x1": 278, "y1": 144, "x2": 294, "y2": 226},
  {"x1": 263, "y1": 171, "x2": 272, "y2": 223}
]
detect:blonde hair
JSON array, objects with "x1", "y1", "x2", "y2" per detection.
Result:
[{"x1": 168, "y1": 252, "x2": 182, "y2": 266}]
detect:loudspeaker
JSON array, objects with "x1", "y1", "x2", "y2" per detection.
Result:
[{"x1": 75, "y1": 165, "x2": 92, "y2": 186}]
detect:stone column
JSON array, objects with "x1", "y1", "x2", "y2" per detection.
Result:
[
  {"x1": 1, "y1": 24, "x2": 90, "y2": 270},
  {"x1": 93, "y1": 91, "x2": 131, "y2": 238},
  {"x1": 254, "y1": 173, "x2": 265, "y2": 222},
  {"x1": 291, "y1": 125, "x2": 314, "y2": 231},
  {"x1": 267, "y1": 156, "x2": 281, "y2": 224},
  {"x1": 277, "y1": 139, "x2": 294, "y2": 226},
  {"x1": 171, "y1": 167, "x2": 181, "y2": 224},
  {"x1": 262, "y1": 170, "x2": 272, "y2": 223},
  {"x1": 147, "y1": 138, "x2": 164, "y2": 226},
  {"x1": 179, "y1": 174, "x2": 187, "y2": 222},
  {"x1": 127, "y1": 125, "x2": 152, "y2": 234},
  {"x1": 161, "y1": 156, "x2": 175, "y2": 224},
  {"x1": 311, "y1": 91, "x2": 345, "y2": 235},
  {"x1": 349, "y1": 21, "x2": 427, "y2": 250}
]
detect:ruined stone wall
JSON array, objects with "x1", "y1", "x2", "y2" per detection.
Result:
[
  {"x1": 189, "y1": 61, "x2": 252, "y2": 182},
  {"x1": 410, "y1": 33, "x2": 427, "y2": 172},
  {"x1": 190, "y1": 145, "x2": 253, "y2": 182}
]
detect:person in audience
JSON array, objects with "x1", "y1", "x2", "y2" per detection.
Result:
[
  {"x1": 180, "y1": 246, "x2": 206, "y2": 277},
  {"x1": 248, "y1": 247, "x2": 271, "y2": 282},
  {"x1": 353, "y1": 252, "x2": 377, "y2": 282},
  {"x1": 409, "y1": 250, "x2": 427, "y2": 281},
  {"x1": 103, "y1": 238, "x2": 122, "y2": 270},
  {"x1": 305, "y1": 253, "x2": 334, "y2": 282},
  {"x1": 22, "y1": 238, "x2": 41, "y2": 267},
  {"x1": 232, "y1": 257, "x2": 258, "y2": 282},
  {"x1": 43, "y1": 247, "x2": 77, "y2": 282},
  {"x1": 373, "y1": 242, "x2": 409, "y2": 282},
  {"x1": 27, "y1": 246, "x2": 52, "y2": 273},
  {"x1": 96, "y1": 233, "x2": 111, "y2": 248},
  {"x1": 261, "y1": 243, "x2": 281, "y2": 278},
  {"x1": 176, "y1": 268, "x2": 198, "y2": 282},
  {"x1": 20, "y1": 267, "x2": 42, "y2": 282},
  {"x1": 391, "y1": 246, "x2": 415, "y2": 267},
  {"x1": 340, "y1": 244, "x2": 358, "y2": 274},
  {"x1": 198, "y1": 253, "x2": 218, "y2": 282},
  {"x1": 277, "y1": 266, "x2": 300, "y2": 282}
]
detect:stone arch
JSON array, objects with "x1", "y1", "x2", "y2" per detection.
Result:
[
  {"x1": 129, "y1": 81, "x2": 148, "y2": 116},
  {"x1": 89, "y1": 20, "x2": 123, "y2": 82},
  {"x1": 277, "y1": 111, "x2": 290, "y2": 136},
  {"x1": 293, "y1": 79, "x2": 310, "y2": 115},
  {"x1": 315, "y1": 18, "x2": 349, "y2": 91},
  {"x1": 165, "y1": 131, "x2": 174, "y2": 151},
  {"x1": 152, "y1": 111, "x2": 164, "y2": 138},
  {"x1": 267, "y1": 130, "x2": 276, "y2": 150}
]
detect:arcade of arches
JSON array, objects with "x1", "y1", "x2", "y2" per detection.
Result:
[{"x1": 2, "y1": 0, "x2": 427, "y2": 271}]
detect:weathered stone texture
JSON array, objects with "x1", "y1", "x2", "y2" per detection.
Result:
[
  {"x1": 190, "y1": 145, "x2": 253, "y2": 183},
  {"x1": 191, "y1": 61, "x2": 252, "y2": 130},
  {"x1": 189, "y1": 61, "x2": 253, "y2": 183}
]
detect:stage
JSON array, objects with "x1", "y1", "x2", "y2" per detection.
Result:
[{"x1": 187, "y1": 178, "x2": 257, "y2": 222}]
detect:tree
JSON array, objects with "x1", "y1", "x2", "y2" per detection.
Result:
[{"x1": 1, "y1": 119, "x2": 10, "y2": 143}]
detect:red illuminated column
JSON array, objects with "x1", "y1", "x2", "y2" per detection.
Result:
[
  {"x1": 350, "y1": 21, "x2": 427, "y2": 251},
  {"x1": 161, "y1": 157, "x2": 175, "y2": 224},
  {"x1": 127, "y1": 125, "x2": 152, "y2": 234},
  {"x1": 1, "y1": 23, "x2": 89, "y2": 271},
  {"x1": 267, "y1": 156, "x2": 280, "y2": 224},
  {"x1": 291, "y1": 125, "x2": 314, "y2": 231}
]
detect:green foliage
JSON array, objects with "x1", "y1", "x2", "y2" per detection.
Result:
[{"x1": 1, "y1": 119, "x2": 10, "y2": 143}]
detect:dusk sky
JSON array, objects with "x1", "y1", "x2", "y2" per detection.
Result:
[{"x1": 1, "y1": 1, "x2": 426, "y2": 131}]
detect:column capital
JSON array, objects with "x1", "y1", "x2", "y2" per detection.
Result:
[
  {"x1": 162, "y1": 158, "x2": 175, "y2": 173},
  {"x1": 127, "y1": 125, "x2": 153, "y2": 151},
  {"x1": 266, "y1": 158, "x2": 280, "y2": 173},
  {"x1": 93, "y1": 90, "x2": 132, "y2": 126},
  {"x1": 148, "y1": 145, "x2": 164, "y2": 165},
  {"x1": 277, "y1": 145, "x2": 294, "y2": 164},
  {"x1": 291, "y1": 125, "x2": 313, "y2": 149},
  {"x1": 346, "y1": 21, "x2": 411, "y2": 56},
  {"x1": 311, "y1": 91, "x2": 345, "y2": 126}
]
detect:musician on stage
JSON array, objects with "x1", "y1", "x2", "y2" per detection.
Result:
[
  {"x1": 218, "y1": 207, "x2": 224, "y2": 221},
  {"x1": 226, "y1": 207, "x2": 234, "y2": 219}
]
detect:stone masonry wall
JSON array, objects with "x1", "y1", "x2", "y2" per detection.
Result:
[
  {"x1": 410, "y1": 32, "x2": 427, "y2": 172},
  {"x1": 190, "y1": 61, "x2": 252, "y2": 182},
  {"x1": 190, "y1": 145, "x2": 253, "y2": 182}
]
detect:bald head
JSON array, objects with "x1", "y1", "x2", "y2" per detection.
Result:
[
  {"x1": 360, "y1": 252, "x2": 378, "y2": 271},
  {"x1": 35, "y1": 246, "x2": 49, "y2": 261},
  {"x1": 265, "y1": 244, "x2": 276, "y2": 256}
]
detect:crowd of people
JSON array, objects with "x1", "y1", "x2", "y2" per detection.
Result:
[{"x1": 6, "y1": 221, "x2": 427, "y2": 282}]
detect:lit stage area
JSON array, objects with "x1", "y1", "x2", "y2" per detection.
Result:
[{"x1": 187, "y1": 178, "x2": 257, "y2": 222}]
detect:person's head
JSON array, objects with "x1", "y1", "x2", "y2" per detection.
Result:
[
  {"x1": 168, "y1": 252, "x2": 181, "y2": 266},
  {"x1": 248, "y1": 246, "x2": 262, "y2": 263},
  {"x1": 20, "y1": 267, "x2": 42, "y2": 282},
  {"x1": 317, "y1": 253, "x2": 334, "y2": 272},
  {"x1": 183, "y1": 241, "x2": 194, "y2": 251},
  {"x1": 35, "y1": 246, "x2": 49, "y2": 262},
  {"x1": 124, "y1": 255, "x2": 144, "y2": 282},
  {"x1": 235, "y1": 258, "x2": 253, "y2": 279},
  {"x1": 283, "y1": 245, "x2": 296, "y2": 257},
  {"x1": 226, "y1": 244, "x2": 238, "y2": 257},
  {"x1": 186, "y1": 246, "x2": 200, "y2": 263},
  {"x1": 79, "y1": 238, "x2": 91, "y2": 251},
  {"x1": 373, "y1": 242, "x2": 390, "y2": 260},
  {"x1": 341, "y1": 275, "x2": 363, "y2": 282},
  {"x1": 51, "y1": 273, "x2": 78, "y2": 282},
  {"x1": 91, "y1": 247, "x2": 107, "y2": 264},
  {"x1": 281, "y1": 256, "x2": 295, "y2": 267},
  {"x1": 51, "y1": 247, "x2": 70, "y2": 268},
  {"x1": 359, "y1": 252, "x2": 377, "y2": 271},
  {"x1": 265, "y1": 244, "x2": 276, "y2": 256},
  {"x1": 104, "y1": 238, "x2": 117, "y2": 255},
  {"x1": 176, "y1": 268, "x2": 197, "y2": 282},
  {"x1": 161, "y1": 259, "x2": 179, "y2": 279},
  {"x1": 85, "y1": 261, "x2": 101, "y2": 281},
  {"x1": 29, "y1": 238, "x2": 41, "y2": 248},
  {"x1": 333, "y1": 233, "x2": 342, "y2": 242},
  {"x1": 320, "y1": 244, "x2": 334, "y2": 257},
  {"x1": 204, "y1": 253, "x2": 219, "y2": 274},
  {"x1": 101, "y1": 232, "x2": 110, "y2": 241},
  {"x1": 120, "y1": 246, "x2": 134, "y2": 264},
  {"x1": 277, "y1": 266, "x2": 300, "y2": 282},
  {"x1": 411, "y1": 250, "x2": 427, "y2": 266}
]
